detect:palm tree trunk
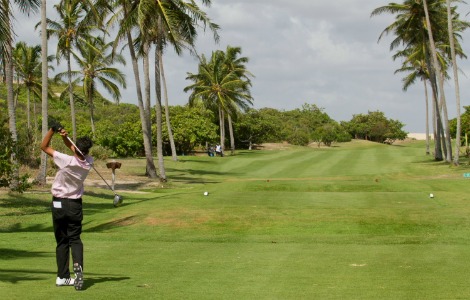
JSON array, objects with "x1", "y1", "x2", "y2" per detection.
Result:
[
  {"x1": 159, "y1": 54, "x2": 178, "y2": 161},
  {"x1": 430, "y1": 75, "x2": 443, "y2": 161},
  {"x1": 154, "y1": 47, "x2": 166, "y2": 181},
  {"x1": 27, "y1": 88, "x2": 31, "y2": 131},
  {"x1": 123, "y1": 1, "x2": 157, "y2": 179},
  {"x1": 219, "y1": 107, "x2": 225, "y2": 154},
  {"x1": 88, "y1": 87, "x2": 96, "y2": 135},
  {"x1": 5, "y1": 14, "x2": 19, "y2": 189},
  {"x1": 37, "y1": 0, "x2": 49, "y2": 185},
  {"x1": 228, "y1": 114, "x2": 235, "y2": 155},
  {"x1": 67, "y1": 52, "x2": 77, "y2": 141},
  {"x1": 423, "y1": 0, "x2": 452, "y2": 162},
  {"x1": 423, "y1": 79, "x2": 430, "y2": 155},
  {"x1": 446, "y1": 0, "x2": 461, "y2": 165},
  {"x1": 143, "y1": 41, "x2": 152, "y2": 134}
]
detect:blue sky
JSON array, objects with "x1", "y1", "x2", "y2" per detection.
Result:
[{"x1": 13, "y1": 0, "x2": 470, "y2": 133}]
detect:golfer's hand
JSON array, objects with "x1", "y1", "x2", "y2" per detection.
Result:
[{"x1": 58, "y1": 129, "x2": 68, "y2": 137}]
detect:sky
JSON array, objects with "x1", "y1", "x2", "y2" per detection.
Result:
[{"x1": 12, "y1": 0, "x2": 470, "y2": 133}]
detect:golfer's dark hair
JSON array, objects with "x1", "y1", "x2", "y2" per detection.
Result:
[{"x1": 76, "y1": 137, "x2": 93, "y2": 156}]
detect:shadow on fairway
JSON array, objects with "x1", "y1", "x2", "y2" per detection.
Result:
[
  {"x1": 165, "y1": 168, "x2": 242, "y2": 184},
  {"x1": 0, "y1": 248, "x2": 51, "y2": 260},
  {"x1": 0, "y1": 195, "x2": 50, "y2": 216},
  {"x1": 84, "y1": 215, "x2": 137, "y2": 232},
  {"x1": 0, "y1": 222, "x2": 52, "y2": 233},
  {"x1": 0, "y1": 268, "x2": 55, "y2": 284},
  {"x1": 82, "y1": 275, "x2": 131, "y2": 290}
]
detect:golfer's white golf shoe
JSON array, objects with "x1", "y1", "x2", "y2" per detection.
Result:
[{"x1": 56, "y1": 277, "x2": 75, "y2": 286}]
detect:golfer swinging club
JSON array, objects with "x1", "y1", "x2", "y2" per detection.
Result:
[{"x1": 40, "y1": 123, "x2": 93, "y2": 291}]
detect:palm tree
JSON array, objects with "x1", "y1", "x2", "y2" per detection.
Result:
[
  {"x1": 394, "y1": 54, "x2": 432, "y2": 155},
  {"x1": 422, "y1": 0, "x2": 453, "y2": 162},
  {"x1": 46, "y1": 0, "x2": 96, "y2": 141},
  {"x1": 110, "y1": 0, "x2": 159, "y2": 179},
  {"x1": 56, "y1": 36, "x2": 126, "y2": 134},
  {"x1": 1, "y1": 0, "x2": 40, "y2": 188},
  {"x1": 13, "y1": 42, "x2": 53, "y2": 133},
  {"x1": 139, "y1": 0, "x2": 219, "y2": 180},
  {"x1": 37, "y1": 0, "x2": 48, "y2": 185},
  {"x1": 222, "y1": 46, "x2": 254, "y2": 155},
  {"x1": 185, "y1": 48, "x2": 253, "y2": 155},
  {"x1": 446, "y1": 0, "x2": 462, "y2": 165}
]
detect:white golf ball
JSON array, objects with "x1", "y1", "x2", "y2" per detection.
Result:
[
  {"x1": 429, "y1": 193, "x2": 434, "y2": 198},
  {"x1": 204, "y1": 191, "x2": 209, "y2": 196}
]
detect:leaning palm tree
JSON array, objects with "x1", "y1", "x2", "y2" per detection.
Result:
[
  {"x1": 1, "y1": 0, "x2": 40, "y2": 189},
  {"x1": 56, "y1": 36, "x2": 126, "y2": 134}
]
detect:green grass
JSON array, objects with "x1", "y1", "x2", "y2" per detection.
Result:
[{"x1": 2, "y1": 140, "x2": 470, "y2": 299}]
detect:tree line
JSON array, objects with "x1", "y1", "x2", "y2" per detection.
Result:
[{"x1": 1, "y1": 81, "x2": 409, "y2": 192}]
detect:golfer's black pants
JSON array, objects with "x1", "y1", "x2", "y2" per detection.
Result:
[{"x1": 51, "y1": 197, "x2": 84, "y2": 279}]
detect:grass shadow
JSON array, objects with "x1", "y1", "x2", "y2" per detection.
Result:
[
  {"x1": 82, "y1": 275, "x2": 131, "y2": 290},
  {"x1": 0, "y1": 248, "x2": 51, "y2": 260},
  {"x1": 0, "y1": 222, "x2": 52, "y2": 233},
  {"x1": 0, "y1": 268, "x2": 55, "y2": 284},
  {"x1": 84, "y1": 215, "x2": 138, "y2": 232}
]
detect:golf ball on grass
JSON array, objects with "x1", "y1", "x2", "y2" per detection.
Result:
[
  {"x1": 204, "y1": 191, "x2": 209, "y2": 196},
  {"x1": 429, "y1": 193, "x2": 434, "y2": 198}
]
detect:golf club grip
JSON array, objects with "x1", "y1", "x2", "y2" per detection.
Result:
[{"x1": 65, "y1": 136, "x2": 115, "y2": 192}]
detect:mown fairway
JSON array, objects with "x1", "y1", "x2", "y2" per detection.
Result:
[{"x1": 2, "y1": 140, "x2": 470, "y2": 299}]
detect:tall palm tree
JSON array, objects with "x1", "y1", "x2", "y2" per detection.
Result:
[
  {"x1": 111, "y1": 0, "x2": 158, "y2": 179},
  {"x1": 46, "y1": 0, "x2": 96, "y2": 141},
  {"x1": 56, "y1": 36, "x2": 126, "y2": 134},
  {"x1": 185, "y1": 49, "x2": 253, "y2": 155},
  {"x1": 423, "y1": 0, "x2": 453, "y2": 162},
  {"x1": 140, "y1": 0, "x2": 219, "y2": 180},
  {"x1": 446, "y1": 0, "x2": 462, "y2": 165},
  {"x1": 37, "y1": 0, "x2": 48, "y2": 185},
  {"x1": 1, "y1": 0, "x2": 40, "y2": 188}
]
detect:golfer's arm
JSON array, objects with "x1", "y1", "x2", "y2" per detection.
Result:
[{"x1": 40, "y1": 129, "x2": 55, "y2": 157}]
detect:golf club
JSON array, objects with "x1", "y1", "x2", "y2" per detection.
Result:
[{"x1": 65, "y1": 136, "x2": 123, "y2": 207}]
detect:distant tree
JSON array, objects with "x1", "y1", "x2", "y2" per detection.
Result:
[
  {"x1": 342, "y1": 111, "x2": 407, "y2": 144},
  {"x1": 234, "y1": 108, "x2": 279, "y2": 150},
  {"x1": 281, "y1": 103, "x2": 332, "y2": 146},
  {"x1": 161, "y1": 105, "x2": 218, "y2": 155},
  {"x1": 312, "y1": 122, "x2": 351, "y2": 147}
]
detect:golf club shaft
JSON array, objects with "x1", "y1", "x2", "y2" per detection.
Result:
[{"x1": 65, "y1": 136, "x2": 116, "y2": 193}]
